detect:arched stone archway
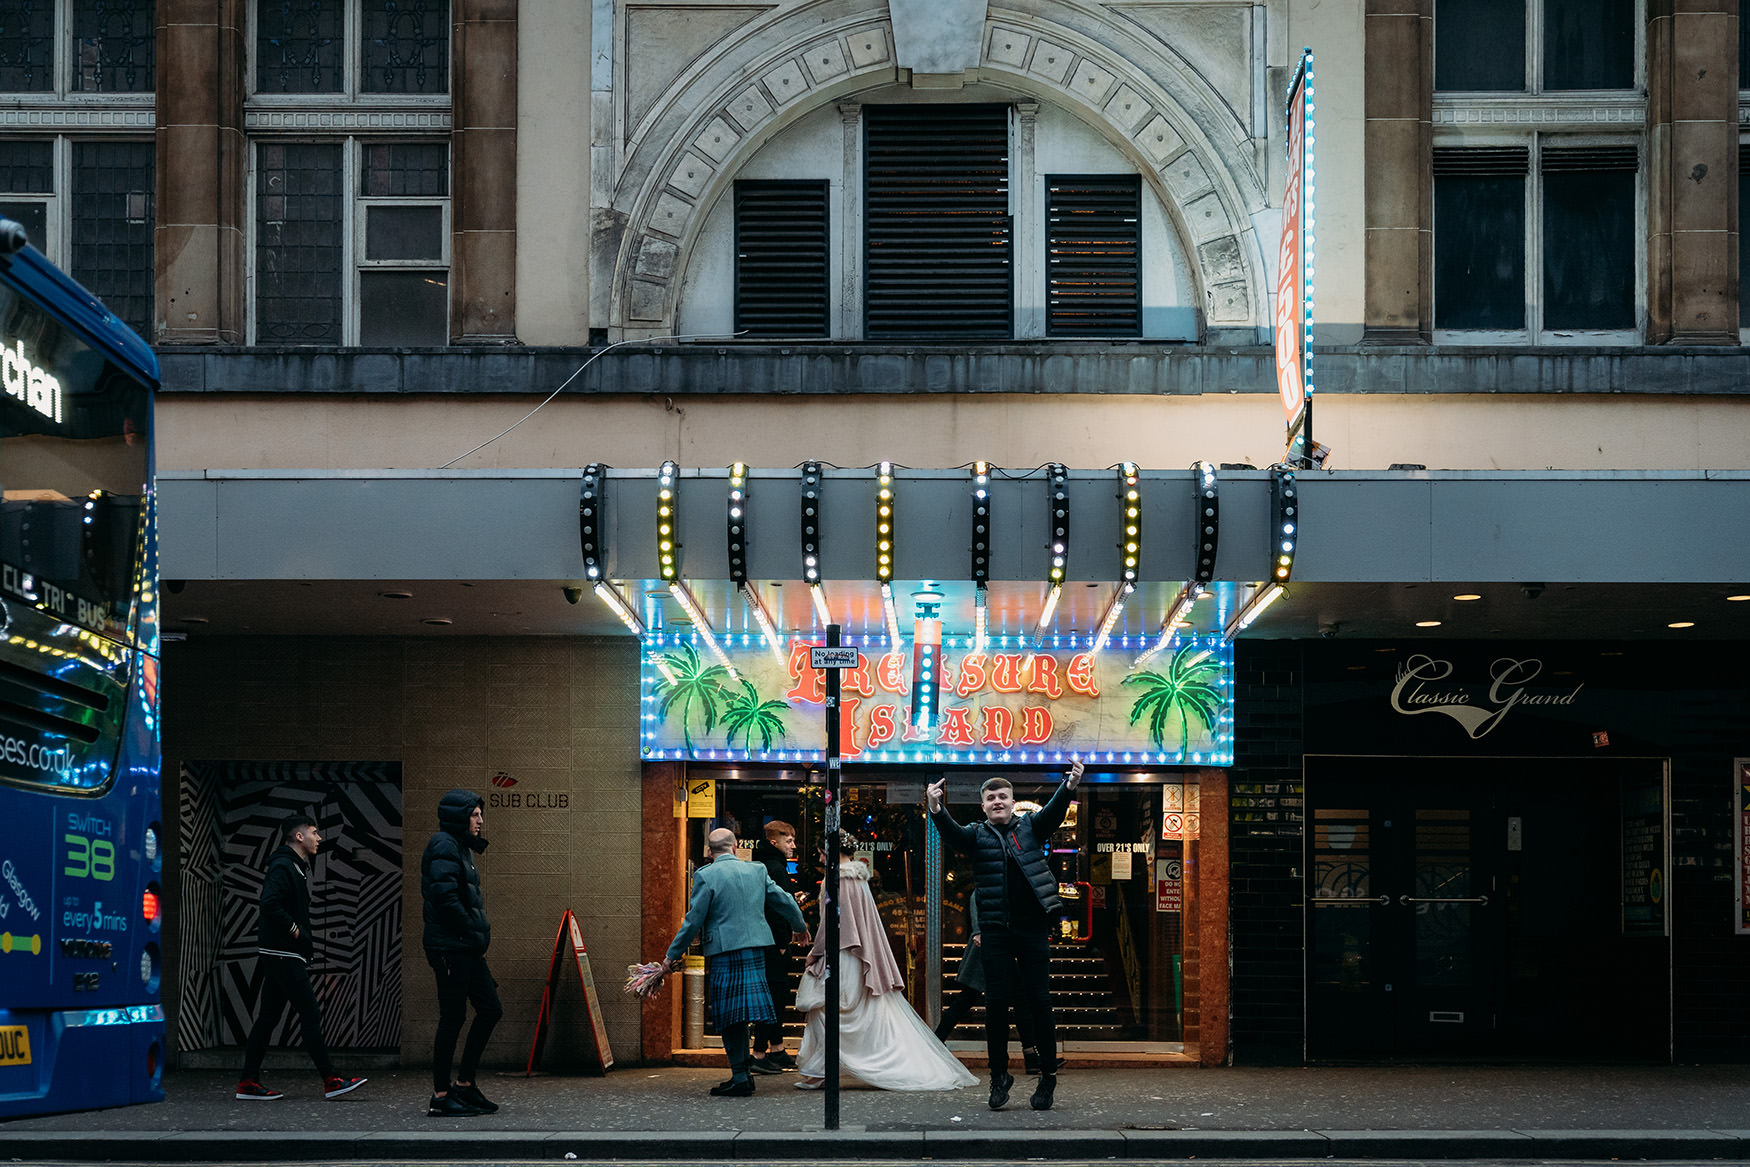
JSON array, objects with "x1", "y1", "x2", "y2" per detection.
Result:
[{"x1": 606, "y1": 5, "x2": 1271, "y2": 338}]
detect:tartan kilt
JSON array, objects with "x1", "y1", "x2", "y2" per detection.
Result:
[{"x1": 707, "y1": 947, "x2": 776, "y2": 1028}]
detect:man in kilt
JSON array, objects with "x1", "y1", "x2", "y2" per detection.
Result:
[{"x1": 663, "y1": 828, "x2": 810, "y2": 1096}]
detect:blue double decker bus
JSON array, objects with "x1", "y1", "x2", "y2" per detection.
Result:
[{"x1": 0, "y1": 220, "x2": 163, "y2": 1118}]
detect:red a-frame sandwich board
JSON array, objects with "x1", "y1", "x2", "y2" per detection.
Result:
[{"x1": 525, "y1": 908, "x2": 614, "y2": 1074}]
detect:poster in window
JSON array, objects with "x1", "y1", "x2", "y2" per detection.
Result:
[{"x1": 1620, "y1": 774, "x2": 1669, "y2": 937}]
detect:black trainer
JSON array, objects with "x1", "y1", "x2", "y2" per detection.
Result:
[
  {"x1": 746, "y1": 1055, "x2": 783, "y2": 1075},
  {"x1": 1030, "y1": 1073, "x2": 1057, "y2": 1111},
  {"x1": 451, "y1": 1082, "x2": 498, "y2": 1113},
  {"x1": 709, "y1": 1076, "x2": 755, "y2": 1097},
  {"x1": 988, "y1": 1070, "x2": 1013, "y2": 1110},
  {"x1": 428, "y1": 1092, "x2": 483, "y2": 1117}
]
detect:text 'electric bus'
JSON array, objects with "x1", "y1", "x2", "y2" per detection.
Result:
[{"x1": 0, "y1": 218, "x2": 163, "y2": 1118}]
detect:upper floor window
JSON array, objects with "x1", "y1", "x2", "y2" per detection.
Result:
[
  {"x1": 1435, "y1": 0, "x2": 1635, "y2": 92},
  {"x1": 0, "y1": 137, "x2": 155, "y2": 336},
  {"x1": 1433, "y1": 142, "x2": 1638, "y2": 340},
  {"x1": 0, "y1": 0, "x2": 155, "y2": 95},
  {"x1": 253, "y1": 138, "x2": 449, "y2": 345},
  {"x1": 253, "y1": 0, "x2": 448, "y2": 96}
]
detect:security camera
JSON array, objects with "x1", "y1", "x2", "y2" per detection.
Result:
[
  {"x1": 0, "y1": 219, "x2": 27, "y2": 255},
  {"x1": 1521, "y1": 583, "x2": 1544, "y2": 600},
  {"x1": 562, "y1": 585, "x2": 584, "y2": 604}
]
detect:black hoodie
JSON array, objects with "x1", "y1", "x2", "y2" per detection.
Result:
[
  {"x1": 257, "y1": 843, "x2": 315, "y2": 963},
  {"x1": 421, "y1": 788, "x2": 492, "y2": 955}
]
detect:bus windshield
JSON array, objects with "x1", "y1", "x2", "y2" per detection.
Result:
[
  {"x1": 0, "y1": 270, "x2": 153, "y2": 793},
  {"x1": 0, "y1": 281, "x2": 151, "y2": 639}
]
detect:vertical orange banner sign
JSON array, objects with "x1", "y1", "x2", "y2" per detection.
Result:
[{"x1": 1275, "y1": 49, "x2": 1314, "y2": 440}]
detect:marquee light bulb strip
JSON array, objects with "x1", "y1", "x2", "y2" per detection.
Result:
[
  {"x1": 1225, "y1": 582, "x2": 1284, "y2": 640},
  {"x1": 670, "y1": 579, "x2": 737, "y2": 680},
  {"x1": 810, "y1": 582, "x2": 832, "y2": 629},
  {"x1": 970, "y1": 462, "x2": 991, "y2": 585},
  {"x1": 800, "y1": 461, "x2": 822, "y2": 586},
  {"x1": 1119, "y1": 462, "x2": 1140, "y2": 585},
  {"x1": 740, "y1": 583, "x2": 785, "y2": 663},
  {"x1": 1270, "y1": 465, "x2": 1298, "y2": 583},
  {"x1": 580, "y1": 463, "x2": 606, "y2": 581},
  {"x1": 1192, "y1": 461, "x2": 1219, "y2": 583},
  {"x1": 1089, "y1": 581, "x2": 1136, "y2": 658},
  {"x1": 656, "y1": 460, "x2": 679, "y2": 583},
  {"x1": 876, "y1": 461, "x2": 895, "y2": 585},
  {"x1": 1135, "y1": 581, "x2": 1202, "y2": 668},
  {"x1": 594, "y1": 581, "x2": 645, "y2": 635},
  {"x1": 1047, "y1": 463, "x2": 1069, "y2": 585},
  {"x1": 881, "y1": 582, "x2": 901, "y2": 646},
  {"x1": 727, "y1": 462, "x2": 748, "y2": 586},
  {"x1": 973, "y1": 583, "x2": 989, "y2": 653}
]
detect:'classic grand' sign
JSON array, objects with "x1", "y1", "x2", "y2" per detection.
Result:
[{"x1": 1390, "y1": 654, "x2": 1584, "y2": 740}]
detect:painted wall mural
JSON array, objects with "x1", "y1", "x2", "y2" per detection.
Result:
[{"x1": 641, "y1": 633, "x2": 1233, "y2": 765}]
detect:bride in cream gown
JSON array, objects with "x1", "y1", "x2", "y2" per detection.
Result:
[{"x1": 793, "y1": 843, "x2": 976, "y2": 1091}]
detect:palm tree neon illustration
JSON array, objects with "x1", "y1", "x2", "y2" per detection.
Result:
[
  {"x1": 720, "y1": 678, "x2": 792, "y2": 750},
  {"x1": 652, "y1": 642, "x2": 731, "y2": 750},
  {"x1": 1121, "y1": 644, "x2": 1224, "y2": 752}
]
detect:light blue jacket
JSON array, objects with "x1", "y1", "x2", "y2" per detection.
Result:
[{"x1": 665, "y1": 853, "x2": 808, "y2": 961}]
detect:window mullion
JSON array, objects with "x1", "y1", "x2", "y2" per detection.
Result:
[
  {"x1": 54, "y1": 0, "x2": 69, "y2": 99},
  {"x1": 343, "y1": 136, "x2": 359, "y2": 345},
  {"x1": 1527, "y1": 0, "x2": 1542, "y2": 94},
  {"x1": 346, "y1": 0, "x2": 360, "y2": 100},
  {"x1": 52, "y1": 135, "x2": 71, "y2": 267},
  {"x1": 1527, "y1": 134, "x2": 1541, "y2": 338}
]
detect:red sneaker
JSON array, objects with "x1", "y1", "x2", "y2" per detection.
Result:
[
  {"x1": 324, "y1": 1075, "x2": 368, "y2": 1099},
  {"x1": 235, "y1": 1080, "x2": 283, "y2": 1101}
]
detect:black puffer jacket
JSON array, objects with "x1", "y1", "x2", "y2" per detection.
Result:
[
  {"x1": 931, "y1": 778, "x2": 1073, "y2": 931},
  {"x1": 752, "y1": 836, "x2": 801, "y2": 945},
  {"x1": 421, "y1": 789, "x2": 491, "y2": 955},
  {"x1": 256, "y1": 843, "x2": 315, "y2": 963}
]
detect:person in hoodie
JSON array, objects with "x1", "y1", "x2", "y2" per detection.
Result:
[
  {"x1": 235, "y1": 815, "x2": 367, "y2": 1101},
  {"x1": 421, "y1": 790, "x2": 503, "y2": 1117}
]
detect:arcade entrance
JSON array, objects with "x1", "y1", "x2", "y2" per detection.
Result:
[{"x1": 668, "y1": 766, "x2": 1211, "y2": 1062}]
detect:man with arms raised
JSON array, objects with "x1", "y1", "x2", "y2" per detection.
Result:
[{"x1": 927, "y1": 759, "x2": 1083, "y2": 1111}]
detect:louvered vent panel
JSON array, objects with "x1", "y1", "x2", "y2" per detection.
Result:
[
  {"x1": 1542, "y1": 145, "x2": 1638, "y2": 173},
  {"x1": 1046, "y1": 174, "x2": 1141, "y2": 337},
  {"x1": 1432, "y1": 146, "x2": 1530, "y2": 175},
  {"x1": 734, "y1": 181, "x2": 830, "y2": 338},
  {"x1": 864, "y1": 104, "x2": 1012, "y2": 339}
]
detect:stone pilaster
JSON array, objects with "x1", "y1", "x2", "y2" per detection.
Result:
[
  {"x1": 1013, "y1": 101, "x2": 1043, "y2": 339},
  {"x1": 453, "y1": 0, "x2": 519, "y2": 341},
  {"x1": 1362, "y1": 0, "x2": 1432, "y2": 343},
  {"x1": 839, "y1": 102, "x2": 862, "y2": 339},
  {"x1": 154, "y1": 0, "x2": 245, "y2": 344},
  {"x1": 1646, "y1": 0, "x2": 1739, "y2": 344}
]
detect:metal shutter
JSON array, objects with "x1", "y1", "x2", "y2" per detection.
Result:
[
  {"x1": 1046, "y1": 174, "x2": 1141, "y2": 337},
  {"x1": 735, "y1": 180, "x2": 830, "y2": 338},
  {"x1": 864, "y1": 104, "x2": 1011, "y2": 339}
]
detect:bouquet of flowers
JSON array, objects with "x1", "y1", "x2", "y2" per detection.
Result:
[{"x1": 624, "y1": 960, "x2": 670, "y2": 999}]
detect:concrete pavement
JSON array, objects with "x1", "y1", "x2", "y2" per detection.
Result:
[{"x1": 2, "y1": 1063, "x2": 1748, "y2": 1160}]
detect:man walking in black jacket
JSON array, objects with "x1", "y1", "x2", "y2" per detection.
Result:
[
  {"x1": 927, "y1": 759, "x2": 1082, "y2": 1112},
  {"x1": 235, "y1": 815, "x2": 367, "y2": 1101},
  {"x1": 421, "y1": 789, "x2": 503, "y2": 1117}
]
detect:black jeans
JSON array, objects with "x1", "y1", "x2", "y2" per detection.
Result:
[
  {"x1": 428, "y1": 950, "x2": 504, "y2": 1093},
  {"x1": 979, "y1": 926, "x2": 1055, "y2": 1079},
  {"x1": 241, "y1": 954, "x2": 333, "y2": 1080}
]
